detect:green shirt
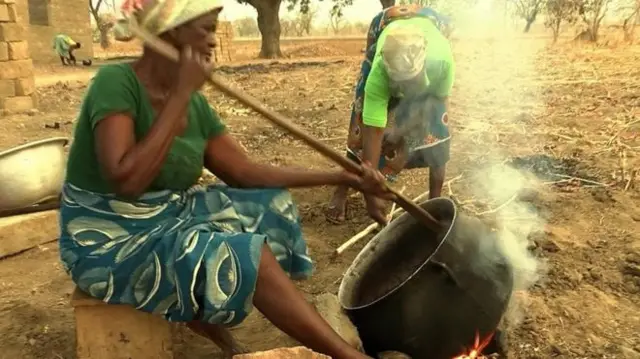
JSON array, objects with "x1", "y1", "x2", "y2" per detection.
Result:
[
  {"x1": 65, "y1": 63, "x2": 226, "y2": 194},
  {"x1": 363, "y1": 17, "x2": 455, "y2": 128}
]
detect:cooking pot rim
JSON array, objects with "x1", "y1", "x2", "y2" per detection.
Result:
[
  {"x1": 0, "y1": 137, "x2": 69, "y2": 158},
  {"x1": 338, "y1": 197, "x2": 457, "y2": 310}
]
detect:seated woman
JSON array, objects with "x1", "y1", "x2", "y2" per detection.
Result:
[{"x1": 59, "y1": 1, "x2": 389, "y2": 358}]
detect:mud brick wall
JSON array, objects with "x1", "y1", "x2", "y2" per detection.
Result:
[
  {"x1": 0, "y1": 0, "x2": 36, "y2": 112},
  {"x1": 214, "y1": 21, "x2": 234, "y2": 63},
  {"x1": 14, "y1": 0, "x2": 93, "y2": 64}
]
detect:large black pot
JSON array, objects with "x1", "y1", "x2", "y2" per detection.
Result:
[{"x1": 338, "y1": 198, "x2": 514, "y2": 358}]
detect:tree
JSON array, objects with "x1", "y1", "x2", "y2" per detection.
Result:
[
  {"x1": 545, "y1": 0, "x2": 579, "y2": 42},
  {"x1": 294, "y1": 6, "x2": 318, "y2": 36},
  {"x1": 237, "y1": 0, "x2": 353, "y2": 59},
  {"x1": 510, "y1": 0, "x2": 546, "y2": 32},
  {"x1": 89, "y1": 0, "x2": 116, "y2": 49},
  {"x1": 330, "y1": 6, "x2": 346, "y2": 33},
  {"x1": 618, "y1": 0, "x2": 640, "y2": 41},
  {"x1": 575, "y1": 0, "x2": 612, "y2": 41},
  {"x1": 397, "y1": 0, "x2": 438, "y2": 5},
  {"x1": 234, "y1": 16, "x2": 260, "y2": 37}
]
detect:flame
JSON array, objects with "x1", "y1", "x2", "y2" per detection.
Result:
[{"x1": 452, "y1": 331, "x2": 494, "y2": 359}]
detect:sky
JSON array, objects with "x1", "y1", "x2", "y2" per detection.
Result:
[{"x1": 110, "y1": 0, "x2": 386, "y2": 22}]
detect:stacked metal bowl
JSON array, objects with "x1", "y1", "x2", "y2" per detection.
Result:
[{"x1": 0, "y1": 138, "x2": 68, "y2": 213}]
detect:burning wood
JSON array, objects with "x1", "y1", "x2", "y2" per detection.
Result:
[{"x1": 452, "y1": 332, "x2": 495, "y2": 359}]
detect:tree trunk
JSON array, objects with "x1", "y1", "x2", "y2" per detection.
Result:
[
  {"x1": 255, "y1": 0, "x2": 282, "y2": 59},
  {"x1": 524, "y1": 19, "x2": 535, "y2": 34},
  {"x1": 552, "y1": 21, "x2": 561, "y2": 43},
  {"x1": 380, "y1": 0, "x2": 395, "y2": 8},
  {"x1": 524, "y1": 17, "x2": 535, "y2": 32},
  {"x1": 98, "y1": 24, "x2": 111, "y2": 49}
]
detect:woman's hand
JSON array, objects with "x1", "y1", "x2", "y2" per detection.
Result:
[
  {"x1": 173, "y1": 45, "x2": 213, "y2": 95},
  {"x1": 342, "y1": 161, "x2": 396, "y2": 224},
  {"x1": 342, "y1": 161, "x2": 394, "y2": 199}
]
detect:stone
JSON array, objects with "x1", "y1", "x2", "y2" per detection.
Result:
[
  {"x1": 0, "y1": 41, "x2": 7, "y2": 61},
  {"x1": 71, "y1": 287, "x2": 174, "y2": 359},
  {"x1": 0, "y1": 22, "x2": 25, "y2": 42},
  {"x1": 379, "y1": 352, "x2": 412, "y2": 359},
  {"x1": 5, "y1": 3, "x2": 15, "y2": 21},
  {"x1": 233, "y1": 347, "x2": 330, "y2": 358},
  {"x1": 0, "y1": 4, "x2": 9, "y2": 22},
  {"x1": 1, "y1": 95, "x2": 32, "y2": 111},
  {"x1": 0, "y1": 78, "x2": 14, "y2": 97},
  {"x1": 8, "y1": 40, "x2": 28, "y2": 60},
  {"x1": 0, "y1": 58, "x2": 32, "y2": 79},
  {"x1": 0, "y1": 210, "x2": 57, "y2": 258},
  {"x1": 14, "y1": 76, "x2": 33, "y2": 95},
  {"x1": 311, "y1": 293, "x2": 363, "y2": 352}
]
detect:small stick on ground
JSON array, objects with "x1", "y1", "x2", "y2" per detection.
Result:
[
  {"x1": 475, "y1": 192, "x2": 519, "y2": 216},
  {"x1": 385, "y1": 186, "x2": 405, "y2": 224}
]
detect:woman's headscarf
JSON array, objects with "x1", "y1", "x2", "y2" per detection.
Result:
[
  {"x1": 114, "y1": 0, "x2": 223, "y2": 41},
  {"x1": 380, "y1": 25, "x2": 427, "y2": 83}
]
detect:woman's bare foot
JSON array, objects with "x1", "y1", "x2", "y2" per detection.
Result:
[
  {"x1": 187, "y1": 321, "x2": 250, "y2": 358},
  {"x1": 326, "y1": 186, "x2": 349, "y2": 224}
]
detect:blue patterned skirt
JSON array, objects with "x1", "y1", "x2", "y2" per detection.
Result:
[{"x1": 58, "y1": 183, "x2": 313, "y2": 326}]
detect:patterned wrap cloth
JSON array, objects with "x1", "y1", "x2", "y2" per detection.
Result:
[
  {"x1": 346, "y1": 5, "x2": 452, "y2": 182},
  {"x1": 59, "y1": 0, "x2": 313, "y2": 326}
]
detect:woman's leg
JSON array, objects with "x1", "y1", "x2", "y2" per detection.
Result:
[
  {"x1": 326, "y1": 12, "x2": 385, "y2": 225},
  {"x1": 429, "y1": 165, "x2": 446, "y2": 198},
  {"x1": 326, "y1": 185, "x2": 350, "y2": 223},
  {"x1": 253, "y1": 244, "x2": 368, "y2": 359}
]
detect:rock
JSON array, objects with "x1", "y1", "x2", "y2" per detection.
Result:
[
  {"x1": 311, "y1": 293, "x2": 364, "y2": 352},
  {"x1": 622, "y1": 263, "x2": 640, "y2": 277},
  {"x1": 618, "y1": 345, "x2": 640, "y2": 359},
  {"x1": 233, "y1": 347, "x2": 330, "y2": 358},
  {"x1": 379, "y1": 351, "x2": 411, "y2": 358}
]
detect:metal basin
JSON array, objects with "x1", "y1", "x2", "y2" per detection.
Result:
[
  {"x1": 338, "y1": 198, "x2": 514, "y2": 358},
  {"x1": 0, "y1": 137, "x2": 69, "y2": 211}
]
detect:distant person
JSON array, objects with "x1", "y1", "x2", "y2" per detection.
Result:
[
  {"x1": 325, "y1": 4, "x2": 455, "y2": 223},
  {"x1": 53, "y1": 34, "x2": 81, "y2": 66}
]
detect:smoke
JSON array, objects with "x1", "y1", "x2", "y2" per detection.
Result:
[
  {"x1": 445, "y1": 3, "x2": 549, "y2": 331},
  {"x1": 471, "y1": 165, "x2": 548, "y2": 330},
  {"x1": 386, "y1": 1, "x2": 548, "y2": 332}
]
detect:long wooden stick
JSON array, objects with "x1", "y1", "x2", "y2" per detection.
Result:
[
  {"x1": 127, "y1": 21, "x2": 442, "y2": 231},
  {"x1": 335, "y1": 174, "x2": 462, "y2": 255}
]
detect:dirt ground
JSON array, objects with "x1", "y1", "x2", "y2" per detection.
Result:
[{"x1": 0, "y1": 35, "x2": 639, "y2": 359}]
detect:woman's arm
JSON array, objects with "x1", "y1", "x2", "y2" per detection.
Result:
[
  {"x1": 95, "y1": 91, "x2": 190, "y2": 198},
  {"x1": 204, "y1": 133, "x2": 355, "y2": 189},
  {"x1": 361, "y1": 61, "x2": 391, "y2": 167}
]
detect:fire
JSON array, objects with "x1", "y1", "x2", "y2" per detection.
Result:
[{"x1": 452, "y1": 331, "x2": 494, "y2": 359}]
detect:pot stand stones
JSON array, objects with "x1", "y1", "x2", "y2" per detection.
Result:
[
  {"x1": 233, "y1": 347, "x2": 330, "y2": 358},
  {"x1": 70, "y1": 287, "x2": 174, "y2": 359}
]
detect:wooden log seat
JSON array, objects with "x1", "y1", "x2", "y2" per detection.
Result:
[{"x1": 71, "y1": 287, "x2": 174, "y2": 359}]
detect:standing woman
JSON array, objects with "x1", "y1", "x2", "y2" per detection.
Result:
[
  {"x1": 325, "y1": 4, "x2": 456, "y2": 223},
  {"x1": 53, "y1": 34, "x2": 81, "y2": 66},
  {"x1": 60, "y1": 0, "x2": 390, "y2": 358}
]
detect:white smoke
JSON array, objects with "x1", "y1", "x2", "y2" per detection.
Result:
[{"x1": 446, "y1": 3, "x2": 549, "y2": 330}]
